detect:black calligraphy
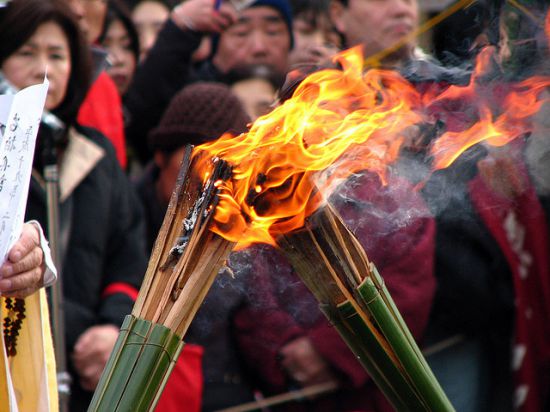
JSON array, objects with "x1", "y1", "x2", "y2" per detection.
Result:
[
  {"x1": 19, "y1": 125, "x2": 32, "y2": 153},
  {"x1": 9, "y1": 113, "x2": 19, "y2": 132}
]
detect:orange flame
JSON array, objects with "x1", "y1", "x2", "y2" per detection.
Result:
[
  {"x1": 193, "y1": 40, "x2": 550, "y2": 248},
  {"x1": 194, "y1": 47, "x2": 422, "y2": 248},
  {"x1": 428, "y1": 47, "x2": 550, "y2": 169}
]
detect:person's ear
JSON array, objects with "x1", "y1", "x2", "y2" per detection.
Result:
[{"x1": 329, "y1": 0, "x2": 346, "y2": 36}]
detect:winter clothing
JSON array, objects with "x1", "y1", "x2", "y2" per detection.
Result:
[
  {"x1": 78, "y1": 71, "x2": 127, "y2": 169},
  {"x1": 125, "y1": 0, "x2": 292, "y2": 163},
  {"x1": 247, "y1": 0, "x2": 294, "y2": 49},
  {"x1": 210, "y1": 0, "x2": 294, "y2": 55},
  {"x1": 421, "y1": 146, "x2": 550, "y2": 412},
  {"x1": 26, "y1": 125, "x2": 147, "y2": 410},
  {"x1": 149, "y1": 82, "x2": 250, "y2": 150},
  {"x1": 125, "y1": 20, "x2": 202, "y2": 163},
  {"x1": 411, "y1": 62, "x2": 550, "y2": 410}
]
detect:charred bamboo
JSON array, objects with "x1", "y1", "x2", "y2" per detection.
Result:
[{"x1": 89, "y1": 146, "x2": 235, "y2": 412}]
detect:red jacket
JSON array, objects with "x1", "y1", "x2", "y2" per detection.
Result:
[{"x1": 78, "y1": 72, "x2": 127, "y2": 169}]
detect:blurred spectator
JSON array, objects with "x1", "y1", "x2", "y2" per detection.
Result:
[
  {"x1": 131, "y1": 0, "x2": 170, "y2": 61},
  {"x1": 288, "y1": 0, "x2": 340, "y2": 67},
  {"x1": 138, "y1": 82, "x2": 250, "y2": 248},
  {"x1": 224, "y1": 64, "x2": 284, "y2": 120},
  {"x1": 0, "y1": 1, "x2": 147, "y2": 411},
  {"x1": 422, "y1": 4, "x2": 550, "y2": 411},
  {"x1": 99, "y1": 0, "x2": 140, "y2": 96},
  {"x1": 329, "y1": 0, "x2": 419, "y2": 65},
  {"x1": 124, "y1": 0, "x2": 293, "y2": 164},
  {"x1": 68, "y1": 0, "x2": 129, "y2": 169},
  {"x1": 329, "y1": 1, "x2": 550, "y2": 411},
  {"x1": 67, "y1": 0, "x2": 108, "y2": 44},
  {"x1": 135, "y1": 82, "x2": 255, "y2": 411}
]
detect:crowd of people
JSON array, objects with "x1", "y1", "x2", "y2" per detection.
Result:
[{"x1": 0, "y1": 0, "x2": 548, "y2": 411}]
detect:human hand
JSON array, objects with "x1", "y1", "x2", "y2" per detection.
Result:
[
  {"x1": 0, "y1": 223, "x2": 45, "y2": 298},
  {"x1": 72, "y1": 325, "x2": 120, "y2": 391},
  {"x1": 279, "y1": 337, "x2": 339, "y2": 388},
  {"x1": 172, "y1": 0, "x2": 237, "y2": 33}
]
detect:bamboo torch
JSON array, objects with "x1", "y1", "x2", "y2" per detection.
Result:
[
  {"x1": 276, "y1": 203, "x2": 453, "y2": 411},
  {"x1": 88, "y1": 146, "x2": 235, "y2": 412}
]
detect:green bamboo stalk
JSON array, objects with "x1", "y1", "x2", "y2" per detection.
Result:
[
  {"x1": 356, "y1": 277, "x2": 453, "y2": 411},
  {"x1": 89, "y1": 315, "x2": 136, "y2": 406},
  {"x1": 88, "y1": 316, "x2": 183, "y2": 412},
  {"x1": 369, "y1": 264, "x2": 441, "y2": 389},
  {"x1": 150, "y1": 339, "x2": 186, "y2": 409},
  {"x1": 276, "y1": 205, "x2": 454, "y2": 411},
  {"x1": 321, "y1": 302, "x2": 420, "y2": 411},
  {"x1": 89, "y1": 315, "x2": 150, "y2": 410},
  {"x1": 117, "y1": 323, "x2": 183, "y2": 411}
]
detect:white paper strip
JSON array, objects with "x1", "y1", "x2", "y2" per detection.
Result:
[{"x1": 0, "y1": 78, "x2": 49, "y2": 265}]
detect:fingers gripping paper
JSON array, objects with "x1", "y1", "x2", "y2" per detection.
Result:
[{"x1": 0, "y1": 79, "x2": 57, "y2": 412}]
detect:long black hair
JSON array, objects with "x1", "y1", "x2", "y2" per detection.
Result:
[{"x1": 99, "y1": 0, "x2": 140, "y2": 65}]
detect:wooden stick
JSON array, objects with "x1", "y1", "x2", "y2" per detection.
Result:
[{"x1": 214, "y1": 382, "x2": 340, "y2": 412}]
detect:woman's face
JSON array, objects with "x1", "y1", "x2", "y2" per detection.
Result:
[
  {"x1": 132, "y1": 0, "x2": 169, "y2": 61},
  {"x1": 103, "y1": 19, "x2": 137, "y2": 95},
  {"x1": 2, "y1": 21, "x2": 71, "y2": 110}
]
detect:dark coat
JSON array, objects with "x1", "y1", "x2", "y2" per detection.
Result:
[
  {"x1": 26, "y1": 125, "x2": 147, "y2": 411},
  {"x1": 420, "y1": 149, "x2": 550, "y2": 411},
  {"x1": 125, "y1": 20, "x2": 218, "y2": 163}
]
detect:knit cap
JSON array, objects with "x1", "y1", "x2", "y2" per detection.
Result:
[
  {"x1": 247, "y1": 0, "x2": 293, "y2": 49},
  {"x1": 149, "y1": 82, "x2": 251, "y2": 151}
]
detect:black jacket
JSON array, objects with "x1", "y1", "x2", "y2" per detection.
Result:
[
  {"x1": 125, "y1": 20, "x2": 213, "y2": 163},
  {"x1": 26, "y1": 125, "x2": 148, "y2": 411}
]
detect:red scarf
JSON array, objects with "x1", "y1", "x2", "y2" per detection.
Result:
[{"x1": 469, "y1": 164, "x2": 550, "y2": 411}]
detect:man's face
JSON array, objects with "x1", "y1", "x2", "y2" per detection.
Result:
[
  {"x1": 330, "y1": 0, "x2": 418, "y2": 61},
  {"x1": 213, "y1": 6, "x2": 291, "y2": 74}
]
